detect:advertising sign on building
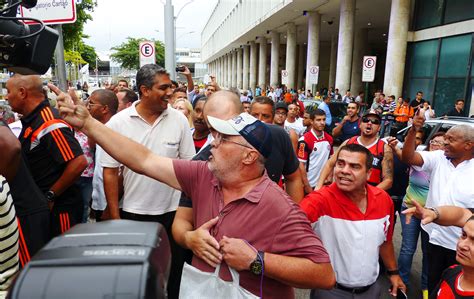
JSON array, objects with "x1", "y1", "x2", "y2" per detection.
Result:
[
  {"x1": 308, "y1": 66, "x2": 319, "y2": 84},
  {"x1": 281, "y1": 70, "x2": 289, "y2": 85},
  {"x1": 20, "y1": 0, "x2": 77, "y2": 25},
  {"x1": 139, "y1": 41, "x2": 156, "y2": 67},
  {"x1": 362, "y1": 56, "x2": 377, "y2": 82}
]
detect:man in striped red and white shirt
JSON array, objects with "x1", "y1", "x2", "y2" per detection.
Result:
[
  {"x1": 6, "y1": 75, "x2": 87, "y2": 238},
  {"x1": 301, "y1": 143, "x2": 405, "y2": 298}
]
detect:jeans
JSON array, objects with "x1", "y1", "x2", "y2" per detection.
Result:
[
  {"x1": 76, "y1": 176, "x2": 93, "y2": 223},
  {"x1": 379, "y1": 120, "x2": 393, "y2": 137},
  {"x1": 398, "y1": 206, "x2": 429, "y2": 290}
]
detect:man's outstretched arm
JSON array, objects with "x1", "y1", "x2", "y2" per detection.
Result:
[{"x1": 51, "y1": 84, "x2": 181, "y2": 191}]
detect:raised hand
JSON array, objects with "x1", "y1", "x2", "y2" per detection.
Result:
[
  {"x1": 402, "y1": 199, "x2": 437, "y2": 225},
  {"x1": 48, "y1": 83, "x2": 92, "y2": 130}
]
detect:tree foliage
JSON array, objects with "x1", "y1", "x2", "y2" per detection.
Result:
[
  {"x1": 110, "y1": 37, "x2": 165, "y2": 70},
  {"x1": 61, "y1": 0, "x2": 98, "y2": 69},
  {"x1": 62, "y1": 0, "x2": 96, "y2": 50},
  {"x1": 79, "y1": 44, "x2": 98, "y2": 67}
]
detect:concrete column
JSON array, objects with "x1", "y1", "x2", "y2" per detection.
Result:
[
  {"x1": 270, "y1": 31, "x2": 280, "y2": 87},
  {"x1": 335, "y1": 0, "x2": 355, "y2": 91},
  {"x1": 285, "y1": 22, "x2": 297, "y2": 90},
  {"x1": 224, "y1": 54, "x2": 229, "y2": 88},
  {"x1": 329, "y1": 35, "x2": 337, "y2": 88},
  {"x1": 305, "y1": 12, "x2": 321, "y2": 92},
  {"x1": 258, "y1": 36, "x2": 267, "y2": 89},
  {"x1": 218, "y1": 57, "x2": 222, "y2": 82},
  {"x1": 249, "y1": 41, "x2": 258, "y2": 93},
  {"x1": 383, "y1": 0, "x2": 411, "y2": 97},
  {"x1": 243, "y1": 45, "x2": 250, "y2": 90},
  {"x1": 222, "y1": 54, "x2": 227, "y2": 86},
  {"x1": 232, "y1": 50, "x2": 237, "y2": 88},
  {"x1": 237, "y1": 47, "x2": 243, "y2": 89},
  {"x1": 297, "y1": 44, "x2": 306, "y2": 90},
  {"x1": 228, "y1": 53, "x2": 233, "y2": 88},
  {"x1": 350, "y1": 28, "x2": 368, "y2": 95}
]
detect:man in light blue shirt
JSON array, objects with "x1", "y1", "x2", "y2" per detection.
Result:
[{"x1": 318, "y1": 96, "x2": 332, "y2": 127}]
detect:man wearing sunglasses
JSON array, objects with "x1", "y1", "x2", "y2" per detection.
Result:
[
  {"x1": 316, "y1": 111, "x2": 394, "y2": 191},
  {"x1": 53, "y1": 88, "x2": 336, "y2": 298}
]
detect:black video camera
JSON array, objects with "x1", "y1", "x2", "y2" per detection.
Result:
[{"x1": 0, "y1": 0, "x2": 59, "y2": 74}]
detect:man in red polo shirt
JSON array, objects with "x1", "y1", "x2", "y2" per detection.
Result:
[
  {"x1": 53, "y1": 86, "x2": 336, "y2": 298},
  {"x1": 301, "y1": 144, "x2": 405, "y2": 298}
]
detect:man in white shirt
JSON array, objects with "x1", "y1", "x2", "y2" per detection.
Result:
[
  {"x1": 402, "y1": 114, "x2": 474, "y2": 293},
  {"x1": 285, "y1": 103, "x2": 305, "y2": 136},
  {"x1": 101, "y1": 64, "x2": 195, "y2": 298}
]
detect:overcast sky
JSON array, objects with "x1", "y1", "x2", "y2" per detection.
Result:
[{"x1": 83, "y1": 0, "x2": 217, "y2": 60}]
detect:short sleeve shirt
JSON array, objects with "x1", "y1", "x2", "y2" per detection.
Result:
[
  {"x1": 301, "y1": 183, "x2": 394, "y2": 287},
  {"x1": 297, "y1": 130, "x2": 333, "y2": 187},
  {"x1": 100, "y1": 101, "x2": 195, "y2": 215},
  {"x1": 420, "y1": 150, "x2": 474, "y2": 250},
  {"x1": 173, "y1": 160, "x2": 330, "y2": 298},
  {"x1": 19, "y1": 100, "x2": 84, "y2": 206}
]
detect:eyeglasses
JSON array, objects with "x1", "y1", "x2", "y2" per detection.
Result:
[
  {"x1": 275, "y1": 111, "x2": 287, "y2": 116},
  {"x1": 213, "y1": 132, "x2": 254, "y2": 150},
  {"x1": 361, "y1": 117, "x2": 381, "y2": 125},
  {"x1": 429, "y1": 140, "x2": 444, "y2": 145},
  {"x1": 86, "y1": 101, "x2": 103, "y2": 108}
]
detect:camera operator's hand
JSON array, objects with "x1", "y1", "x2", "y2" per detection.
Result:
[{"x1": 49, "y1": 83, "x2": 92, "y2": 130}]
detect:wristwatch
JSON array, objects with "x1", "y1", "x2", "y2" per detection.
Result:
[
  {"x1": 45, "y1": 190, "x2": 55, "y2": 202},
  {"x1": 249, "y1": 251, "x2": 264, "y2": 275},
  {"x1": 426, "y1": 207, "x2": 440, "y2": 221},
  {"x1": 387, "y1": 269, "x2": 399, "y2": 276}
]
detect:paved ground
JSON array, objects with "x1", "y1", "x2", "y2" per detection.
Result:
[{"x1": 295, "y1": 217, "x2": 424, "y2": 299}]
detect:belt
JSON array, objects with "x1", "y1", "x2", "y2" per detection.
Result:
[{"x1": 335, "y1": 283, "x2": 374, "y2": 294}]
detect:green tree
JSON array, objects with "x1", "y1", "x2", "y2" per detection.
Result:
[
  {"x1": 79, "y1": 44, "x2": 98, "y2": 68},
  {"x1": 110, "y1": 37, "x2": 165, "y2": 70},
  {"x1": 62, "y1": 0, "x2": 96, "y2": 51}
]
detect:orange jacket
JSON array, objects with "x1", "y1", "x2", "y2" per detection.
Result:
[{"x1": 395, "y1": 104, "x2": 414, "y2": 123}]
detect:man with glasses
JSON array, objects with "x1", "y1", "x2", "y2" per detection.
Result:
[
  {"x1": 316, "y1": 111, "x2": 394, "y2": 191},
  {"x1": 99, "y1": 64, "x2": 195, "y2": 298},
  {"x1": 53, "y1": 87, "x2": 336, "y2": 298}
]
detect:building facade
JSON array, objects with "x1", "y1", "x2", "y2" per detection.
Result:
[{"x1": 201, "y1": 0, "x2": 474, "y2": 116}]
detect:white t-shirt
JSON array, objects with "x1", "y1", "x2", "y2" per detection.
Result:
[
  {"x1": 91, "y1": 145, "x2": 106, "y2": 211},
  {"x1": 100, "y1": 101, "x2": 195, "y2": 215},
  {"x1": 284, "y1": 118, "x2": 305, "y2": 136},
  {"x1": 420, "y1": 150, "x2": 474, "y2": 250}
]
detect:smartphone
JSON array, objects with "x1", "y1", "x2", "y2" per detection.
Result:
[
  {"x1": 176, "y1": 66, "x2": 185, "y2": 72},
  {"x1": 395, "y1": 288, "x2": 408, "y2": 299}
]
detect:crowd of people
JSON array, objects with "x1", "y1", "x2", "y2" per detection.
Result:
[{"x1": 0, "y1": 63, "x2": 473, "y2": 299}]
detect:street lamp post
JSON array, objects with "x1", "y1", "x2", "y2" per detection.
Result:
[
  {"x1": 164, "y1": 0, "x2": 195, "y2": 79},
  {"x1": 164, "y1": 0, "x2": 175, "y2": 79}
]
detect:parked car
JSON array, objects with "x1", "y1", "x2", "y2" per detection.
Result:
[{"x1": 395, "y1": 116, "x2": 474, "y2": 151}]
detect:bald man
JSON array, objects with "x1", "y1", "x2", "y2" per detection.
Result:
[{"x1": 6, "y1": 74, "x2": 87, "y2": 239}]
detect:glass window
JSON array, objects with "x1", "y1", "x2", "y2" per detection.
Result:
[
  {"x1": 411, "y1": 40, "x2": 439, "y2": 77},
  {"x1": 407, "y1": 78, "x2": 435, "y2": 102},
  {"x1": 415, "y1": 0, "x2": 444, "y2": 29},
  {"x1": 433, "y1": 78, "x2": 465, "y2": 115},
  {"x1": 444, "y1": 0, "x2": 474, "y2": 24},
  {"x1": 438, "y1": 35, "x2": 472, "y2": 78}
]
